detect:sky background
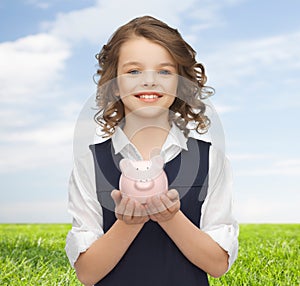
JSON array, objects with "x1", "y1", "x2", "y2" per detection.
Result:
[{"x1": 0, "y1": 0, "x2": 299, "y2": 223}]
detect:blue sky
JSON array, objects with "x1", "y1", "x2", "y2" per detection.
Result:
[{"x1": 0, "y1": 0, "x2": 299, "y2": 223}]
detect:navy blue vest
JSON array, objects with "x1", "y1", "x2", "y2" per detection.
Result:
[{"x1": 90, "y1": 138, "x2": 211, "y2": 286}]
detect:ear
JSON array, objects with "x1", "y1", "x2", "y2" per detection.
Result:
[
  {"x1": 119, "y1": 158, "x2": 133, "y2": 172},
  {"x1": 150, "y1": 155, "x2": 164, "y2": 169}
]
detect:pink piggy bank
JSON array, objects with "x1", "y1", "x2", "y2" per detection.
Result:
[{"x1": 119, "y1": 155, "x2": 168, "y2": 204}]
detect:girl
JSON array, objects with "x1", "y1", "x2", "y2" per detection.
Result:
[{"x1": 66, "y1": 16, "x2": 239, "y2": 286}]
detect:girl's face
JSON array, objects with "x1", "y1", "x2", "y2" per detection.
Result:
[{"x1": 117, "y1": 37, "x2": 178, "y2": 118}]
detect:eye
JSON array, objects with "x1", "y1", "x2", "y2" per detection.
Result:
[
  {"x1": 158, "y1": 70, "x2": 171, "y2": 75},
  {"x1": 136, "y1": 167, "x2": 139, "y2": 170},
  {"x1": 128, "y1": 69, "x2": 142, "y2": 75}
]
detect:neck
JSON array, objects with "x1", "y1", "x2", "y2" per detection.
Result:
[{"x1": 123, "y1": 111, "x2": 171, "y2": 160}]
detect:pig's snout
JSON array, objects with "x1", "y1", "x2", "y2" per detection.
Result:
[{"x1": 134, "y1": 180, "x2": 154, "y2": 190}]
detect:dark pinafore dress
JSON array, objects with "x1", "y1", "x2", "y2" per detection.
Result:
[{"x1": 89, "y1": 137, "x2": 211, "y2": 286}]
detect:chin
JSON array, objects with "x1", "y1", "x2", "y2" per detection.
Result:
[{"x1": 129, "y1": 106, "x2": 170, "y2": 119}]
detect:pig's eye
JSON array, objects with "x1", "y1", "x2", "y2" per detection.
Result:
[
  {"x1": 146, "y1": 167, "x2": 149, "y2": 170},
  {"x1": 136, "y1": 167, "x2": 139, "y2": 170}
]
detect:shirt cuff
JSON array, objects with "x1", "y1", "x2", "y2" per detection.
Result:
[
  {"x1": 203, "y1": 223, "x2": 239, "y2": 271},
  {"x1": 65, "y1": 230, "x2": 101, "y2": 267}
]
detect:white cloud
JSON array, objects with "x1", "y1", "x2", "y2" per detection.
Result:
[
  {"x1": 203, "y1": 31, "x2": 300, "y2": 86},
  {"x1": 0, "y1": 109, "x2": 38, "y2": 128},
  {"x1": 0, "y1": 30, "x2": 75, "y2": 173},
  {"x1": 0, "y1": 200, "x2": 71, "y2": 223},
  {"x1": 58, "y1": 101, "x2": 84, "y2": 120},
  {"x1": 274, "y1": 159, "x2": 300, "y2": 167},
  {"x1": 0, "y1": 120, "x2": 74, "y2": 172},
  {"x1": 235, "y1": 157, "x2": 300, "y2": 176},
  {"x1": 25, "y1": 0, "x2": 51, "y2": 10},
  {"x1": 45, "y1": 0, "x2": 177, "y2": 43},
  {"x1": 236, "y1": 197, "x2": 300, "y2": 223},
  {"x1": 228, "y1": 153, "x2": 271, "y2": 161},
  {"x1": 0, "y1": 33, "x2": 70, "y2": 103},
  {"x1": 0, "y1": 141, "x2": 72, "y2": 173},
  {"x1": 180, "y1": 0, "x2": 246, "y2": 45},
  {"x1": 214, "y1": 103, "x2": 239, "y2": 114},
  {"x1": 0, "y1": 91, "x2": 84, "y2": 172},
  {"x1": 2, "y1": 121, "x2": 74, "y2": 145},
  {"x1": 41, "y1": 0, "x2": 237, "y2": 45},
  {"x1": 188, "y1": 2, "x2": 226, "y2": 31}
]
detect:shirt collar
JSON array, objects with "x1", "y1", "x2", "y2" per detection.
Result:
[
  {"x1": 111, "y1": 124, "x2": 188, "y2": 156},
  {"x1": 111, "y1": 126, "x2": 132, "y2": 155},
  {"x1": 162, "y1": 124, "x2": 188, "y2": 151}
]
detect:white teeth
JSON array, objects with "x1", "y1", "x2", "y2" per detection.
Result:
[{"x1": 139, "y1": 94, "x2": 159, "y2": 99}]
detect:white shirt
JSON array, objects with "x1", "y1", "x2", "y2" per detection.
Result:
[{"x1": 65, "y1": 125, "x2": 239, "y2": 271}]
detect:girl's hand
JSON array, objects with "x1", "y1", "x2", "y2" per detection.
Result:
[
  {"x1": 111, "y1": 190, "x2": 150, "y2": 225},
  {"x1": 145, "y1": 189, "x2": 180, "y2": 222}
]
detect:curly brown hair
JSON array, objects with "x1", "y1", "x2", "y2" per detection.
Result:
[{"x1": 94, "y1": 15, "x2": 214, "y2": 137}]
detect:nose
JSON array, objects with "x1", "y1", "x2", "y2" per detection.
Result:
[{"x1": 142, "y1": 70, "x2": 156, "y2": 87}]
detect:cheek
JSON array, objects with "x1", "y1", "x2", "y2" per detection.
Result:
[
  {"x1": 166, "y1": 95, "x2": 176, "y2": 108},
  {"x1": 117, "y1": 75, "x2": 141, "y2": 96},
  {"x1": 119, "y1": 93, "x2": 132, "y2": 108},
  {"x1": 160, "y1": 77, "x2": 178, "y2": 96}
]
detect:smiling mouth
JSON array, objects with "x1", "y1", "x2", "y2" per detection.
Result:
[{"x1": 134, "y1": 92, "x2": 163, "y2": 101}]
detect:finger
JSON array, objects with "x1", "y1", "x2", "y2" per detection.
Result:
[
  {"x1": 146, "y1": 196, "x2": 170, "y2": 221},
  {"x1": 133, "y1": 202, "x2": 149, "y2": 223},
  {"x1": 161, "y1": 194, "x2": 179, "y2": 213},
  {"x1": 162, "y1": 190, "x2": 179, "y2": 207},
  {"x1": 145, "y1": 196, "x2": 160, "y2": 216},
  {"x1": 140, "y1": 204, "x2": 148, "y2": 218},
  {"x1": 152, "y1": 195, "x2": 168, "y2": 213},
  {"x1": 134, "y1": 201, "x2": 142, "y2": 218},
  {"x1": 111, "y1": 189, "x2": 122, "y2": 205},
  {"x1": 160, "y1": 194, "x2": 173, "y2": 209},
  {"x1": 115, "y1": 195, "x2": 129, "y2": 216},
  {"x1": 167, "y1": 189, "x2": 179, "y2": 201},
  {"x1": 123, "y1": 198, "x2": 135, "y2": 221}
]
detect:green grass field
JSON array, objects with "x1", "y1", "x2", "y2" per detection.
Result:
[{"x1": 0, "y1": 224, "x2": 299, "y2": 285}]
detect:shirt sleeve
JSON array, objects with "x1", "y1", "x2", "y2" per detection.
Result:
[
  {"x1": 65, "y1": 152, "x2": 104, "y2": 267},
  {"x1": 200, "y1": 145, "x2": 239, "y2": 271}
]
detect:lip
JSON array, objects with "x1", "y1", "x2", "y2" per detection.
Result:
[
  {"x1": 134, "y1": 91, "x2": 163, "y2": 103},
  {"x1": 134, "y1": 91, "x2": 163, "y2": 98}
]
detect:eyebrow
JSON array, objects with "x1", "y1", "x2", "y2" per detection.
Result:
[
  {"x1": 121, "y1": 61, "x2": 141, "y2": 68},
  {"x1": 122, "y1": 61, "x2": 176, "y2": 68},
  {"x1": 158, "y1": 62, "x2": 177, "y2": 68}
]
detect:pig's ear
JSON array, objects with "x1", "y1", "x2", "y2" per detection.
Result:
[
  {"x1": 119, "y1": 158, "x2": 133, "y2": 173},
  {"x1": 151, "y1": 155, "x2": 164, "y2": 169}
]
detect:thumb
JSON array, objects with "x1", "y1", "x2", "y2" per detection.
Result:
[
  {"x1": 167, "y1": 189, "x2": 179, "y2": 201},
  {"x1": 111, "y1": 189, "x2": 122, "y2": 205}
]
